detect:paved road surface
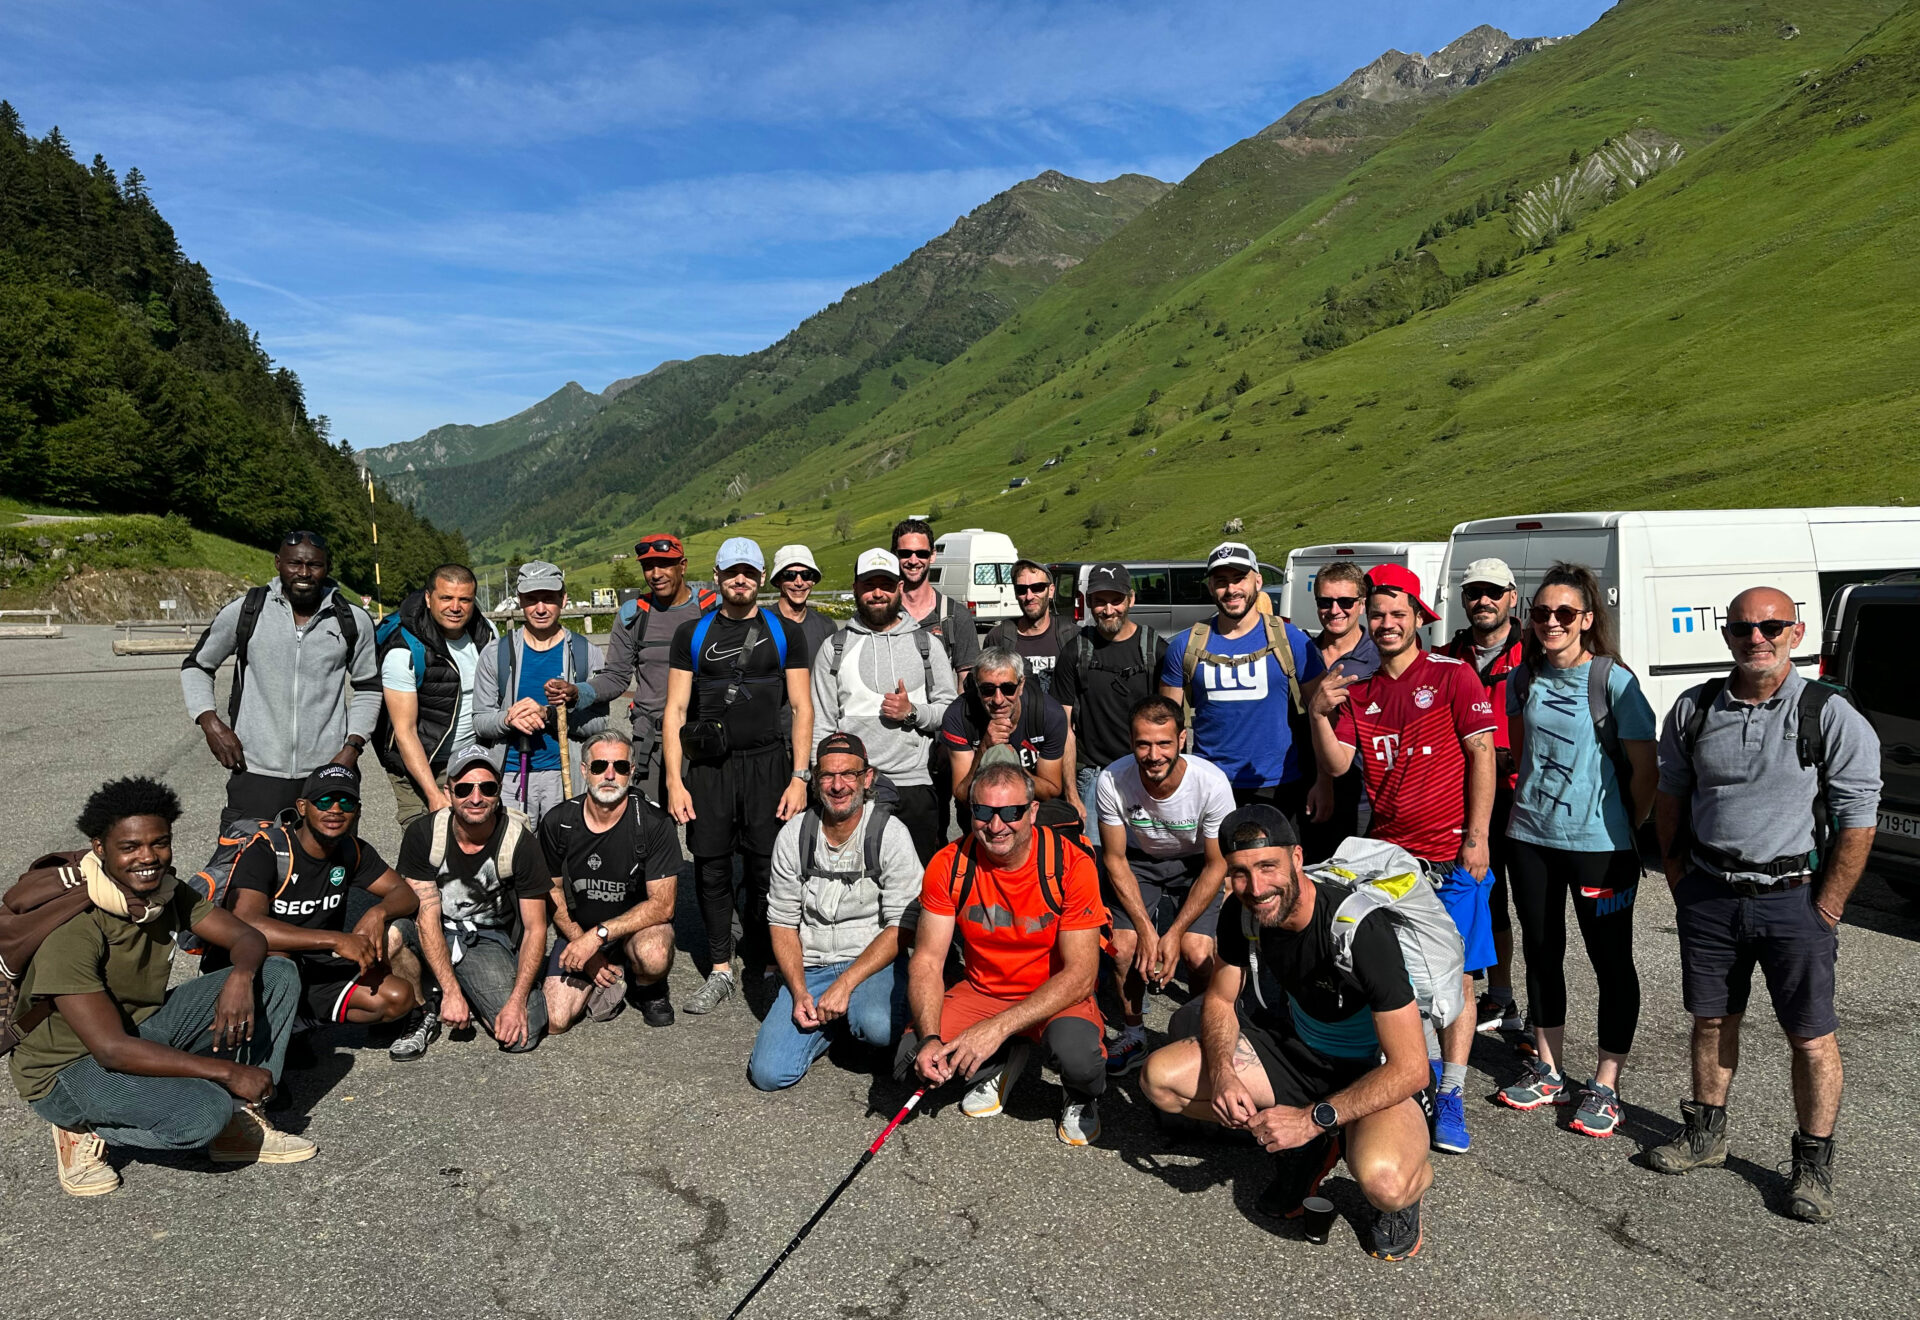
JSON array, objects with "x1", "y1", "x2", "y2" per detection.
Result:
[{"x1": 2, "y1": 627, "x2": 1918, "y2": 1319}]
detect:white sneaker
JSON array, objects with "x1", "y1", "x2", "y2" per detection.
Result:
[
  {"x1": 52, "y1": 1124, "x2": 120, "y2": 1197},
  {"x1": 210, "y1": 1105, "x2": 317, "y2": 1165},
  {"x1": 1057, "y1": 1097, "x2": 1102, "y2": 1147},
  {"x1": 961, "y1": 1039, "x2": 1031, "y2": 1118}
]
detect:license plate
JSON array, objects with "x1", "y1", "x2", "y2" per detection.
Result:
[{"x1": 1879, "y1": 809, "x2": 1920, "y2": 839}]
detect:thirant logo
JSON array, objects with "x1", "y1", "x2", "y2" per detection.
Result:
[{"x1": 1670, "y1": 607, "x2": 1694, "y2": 634}]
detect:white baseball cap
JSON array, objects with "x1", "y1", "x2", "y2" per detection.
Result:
[
  {"x1": 771, "y1": 544, "x2": 819, "y2": 577},
  {"x1": 854, "y1": 548, "x2": 902, "y2": 580},
  {"x1": 1206, "y1": 541, "x2": 1259, "y2": 573},
  {"x1": 1460, "y1": 558, "x2": 1517, "y2": 591}
]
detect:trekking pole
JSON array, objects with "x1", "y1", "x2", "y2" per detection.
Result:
[
  {"x1": 725, "y1": 1088, "x2": 927, "y2": 1319},
  {"x1": 556, "y1": 702, "x2": 572, "y2": 798}
]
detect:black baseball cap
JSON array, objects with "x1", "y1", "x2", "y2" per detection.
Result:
[
  {"x1": 300, "y1": 762, "x2": 361, "y2": 803},
  {"x1": 815, "y1": 731, "x2": 869, "y2": 766},
  {"x1": 1218, "y1": 804, "x2": 1299, "y2": 855},
  {"x1": 1086, "y1": 562, "x2": 1130, "y2": 597}
]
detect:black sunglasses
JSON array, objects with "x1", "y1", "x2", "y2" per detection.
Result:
[
  {"x1": 451, "y1": 780, "x2": 500, "y2": 799},
  {"x1": 1315, "y1": 595, "x2": 1360, "y2": 611},
  {"x1": 975, "y1": 681, "x2": 1020, "y2": 697},
  {"x1": 587, "y1": 759, "x2": 632, "y2": 776},
  {"x1": 1529, "y1": 605, "x2": 1587, "y2": 627},
  {"x1": 774, "y1": 570, "x2": 820, "y2": 585},
  {"x1": 1013, "y1": 582, "x2": 1049, "y2": 596},
  {"x1": 1464, "y1": 584, "x2": 1510, "y2": 601},
  {"x1": 633, "y1": 539, "x2": 682, "y2": 557},
  {"x1": 971, "y1": 802, "x2": 1027, "y2": 826},
  {"x1": 310, "y1": 793, "x2": 359, "y2": 813},
  {"x1": 1724, "y1": 619, "x2": 1795, "y2": 639},
  {"x1": 895, "y1": 548, "x2": 933, "y2": 560}
]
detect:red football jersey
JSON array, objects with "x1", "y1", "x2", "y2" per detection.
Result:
[{"x1": 1332, "y1": 651, "x2": 1496, "y2": 861}]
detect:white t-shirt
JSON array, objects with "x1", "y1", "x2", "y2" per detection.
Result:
[
  {"x1": 382, "y1": 633, "x2": 480, "y2": 753},
  {"x1": 1096, "y1": 754, "x2": 1235, "y2": 859}
]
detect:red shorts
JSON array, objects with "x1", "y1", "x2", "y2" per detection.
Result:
[{"x1": 939, "y1": 980, "x2": 1105, "y2": 1054}]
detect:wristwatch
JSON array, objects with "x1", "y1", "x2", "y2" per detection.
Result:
[
  {"x1": 792, "y1": 768, "x2": 812, "y2": 783},
  {"x1": 594, "y1": 924, "x2": 610, "y2": 942},
  {"x1": 345, "y1": 734, "x2": 367, "y2": 751},
  {"x1": 1311, "y1": 1101, "x2": 1340, "y2": 1131}
]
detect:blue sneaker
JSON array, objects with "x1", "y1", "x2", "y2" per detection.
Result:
[
  {"x1": 1106, "y1": 1029, "x2": 1148, "y2": 1077},
  {"x1": 1433, "y1": 1088, "x2": 1471, "y2": 1153},
  {"x1": 1570, "y1": 1081, "x2": 1623, "y2": 1139}
]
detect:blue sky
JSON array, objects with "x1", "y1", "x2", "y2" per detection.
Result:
[{"x1": 4, "y1": 1, "x2": 1611, "y2": 449}]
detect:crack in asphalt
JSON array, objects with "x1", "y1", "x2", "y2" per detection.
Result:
[
  {"x1": 469, "y1": 1172, "x2": 559, "y2": 1320},
  {"x1": 626, "y1": 1165, "x2": 731, "y2": 1287},
  {"x1": 836, "y1": 1253, "x2": 933, "y2": 1320}
]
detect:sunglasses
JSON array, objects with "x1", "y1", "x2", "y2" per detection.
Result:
[
  {"x1": 975, "y1": 681, "x2": 1020, "y2": 697},
  {"x1": 451, "y1": 780, "x2": 501, "y2": 799},
  {"x1": 587, "y1": 759, "x2": 632, "y2": 776},
  {"x1": 774, "y1": 570, "x2": 820, "y2": 585},
  {"x1": 895, "y1": 548, "x2": 933, "y2": 560},
  {"x1": 1528, "y1": 605, "x2": 1587, "y2": 627},
  {"x1": 310, "y1": 793, "x2": 359, "y2": 813},
  {"x1": 634, "y1": 539, "x2": 683, "y2": 557},
  {"x1": 1013, "y1": 582, "x2": 1049, "y2": 596},
  {"x1": 1315, "y1": 595, "x2": 1361, "y2": 611},
  {"x1": 971, "y1": 802, "x2": 1027, "y2": 826},
  {"x1": 1724, "y1": 619, "x2": 1795, "y2": 640},
  {"x1": 1464, "y1": 585, "x2": 1510, "y2": 601}
]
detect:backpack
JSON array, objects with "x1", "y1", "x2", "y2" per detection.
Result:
[
  {"x1": 689, "y1": 609, "x2": 789, "y2": 672},
  {"x1": 1179, "y1": 615, "x2": 1303, "y2": 713},
  {"x1": 493, "y1": 631, "x2": 592, "y2": 735},
  {"x1": 1674, "y1": 674, "x2": 1852, "y2": 873},
  {"x1": 425, "y1": 806, "x2": 530, "y2": 873},
  {"x1": 796, "y1": 797, "x2": 898, "y2": 890},
  {"x1": 615, "y1": 587, "x2": 718, "y2": 651},
  {"x1": 1508, "y1": 655, "x2": 1638, "y2": 808},
  {"x1": 827, "y1": 626, "x2": 935, "y2": 697},
  {"x1": 374, "y1": 611, "x2": 429, "y2": 688},
  {"x1": 942, "y1": 824, "x2": 1092, "y2": 922},
  {"x1": 182, "y1": 817, "x2": 300, "y2": 955},
  {"x1": 1242, "y1": 837, "x2": 1466, "y2": 1029},
  {"x1": 1068, "y1": 621, "x2": 1165, "y2": 687},
  {"x1": 0, "y1": 852, "x2": 94, "y2": 1058},
  {"x1": 205, "y1": 584, "x2": 362, "y2": 725}
]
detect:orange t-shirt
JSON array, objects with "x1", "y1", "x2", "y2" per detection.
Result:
[{"x1": 920, "y1": 830, "x2": 1108, "y2": 1000}]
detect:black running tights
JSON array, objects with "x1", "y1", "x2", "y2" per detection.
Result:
[
  {"x1": 1506, "y1": 837, "x2": 1642, "y2": 1055},
  {"x1": 696, "y1": 852, "x2": 773, "y2": 972}
]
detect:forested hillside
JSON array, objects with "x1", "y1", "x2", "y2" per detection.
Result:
[{"x1": 0, "y1": 103, "x2": 466, "y2": 599}]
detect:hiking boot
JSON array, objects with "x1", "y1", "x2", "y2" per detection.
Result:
[
  {"x1": 1497, "y1": 1058, "x2": 1572, "y2": 1112},
  {"x1": 1106, "y1": 1027, "x2": 1148, "y2": 1077},
  {"x1": 1570, "y1": 1081, "x2": 1623, "y2": 1139},
  {"x1": 51, "y1": 1125, "x2": 120, "y2": 1198},
  {"x1": 639, "y1": 994, "x2": 675, "y2": 1028},
  {"x1": 1788, "y1": 1131, "x2": 1836, "y2": 1223},
  {"x1": 1648, "y1": 1100, "x2": 1728, "y2": 1174},
  {"x1": 1432, "y1": 1088, "x2": 1471, "y2": 1154},
  {"x1": 210, "y1": 1105, "x2": 317, "y2": 1165},
  {"x1": 683, "y1": 970, "x2": 736, "y2": 1016},
  {"x1": 1254, "y1": 1129, "x2": 1343, "y2": 1219},
  {"x1": 1369, "y1": 1199, "x2": 1424, "y2": 1261},
  {"x1": 962, "y1": 1039, "x2": 1031, "y2": 1118},
  {"x1": 388, "y1": 1007, "x2": 440, "y2": 1063},
  {"x1": 1057, "y1": 1096, "x2": 1101, "y2": 1146}
]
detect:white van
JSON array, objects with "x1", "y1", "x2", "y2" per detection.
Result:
[
  {"x1": 928, "y1": 528, "x2": 1021, "y2": 625},
  {"x1": 1440, "y1": 508, "x2": 1920, "y2": 724},
  {"x1": 1282, "y1": 542, "x2": 1449, "y2": 644}
]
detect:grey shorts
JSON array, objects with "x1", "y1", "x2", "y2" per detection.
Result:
[{"x1": 1105, "y1": 853, "x2": 1222, "y2": 940}]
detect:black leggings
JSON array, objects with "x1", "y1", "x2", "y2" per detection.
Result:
[
  {"x1": 1506, "y1": 838, "x2": 1642, "y2": 1056},
  {"x1": 696, "y1": 853, "x2": 773, "y2": 971}
]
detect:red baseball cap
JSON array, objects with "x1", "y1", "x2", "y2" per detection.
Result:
[
  {"x1": 632, "y1": 533, "x2": 686, "y2": 562},
  {"x1": 1366, "y1": 563, "x2": 1439, "y2": 623}
]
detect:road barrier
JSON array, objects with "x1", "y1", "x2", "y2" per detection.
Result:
[
  {"x1": 0, "y1": 609, "x2": 61, "y2": 639},
  {"x1": 112, "y1": 617, "x2": 205, "y2": 656}
]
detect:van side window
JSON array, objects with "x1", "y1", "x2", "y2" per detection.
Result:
[
  {"x1": 1852, "y1": 603, "x2": 1920, "y2": 720},
  {"x1": 1170, "y1": 567, "x2": 1210, "y2": 606},
  {"x1": 1131, "y1": 568, "x2": 1171, "y2": 605},
  {"x1": 928, "y1": 567, "x2": 943, "y2": 584},
  {"x1": 974, "y1": 563, "x2": 1011, "y2": 586}
]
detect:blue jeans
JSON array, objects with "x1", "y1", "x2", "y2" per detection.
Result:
[
  {"x1": 1077, "y1": 765, "x2": 1105, "y2": 827},
  {"x1": 748, "y1": 958, "x2": 907, "y2": 1091}
]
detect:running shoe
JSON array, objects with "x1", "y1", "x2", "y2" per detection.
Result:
[
  {"x1": 1106, "y1": 1028, "x2": 1148, "y2": 1077},
  {"x1": 1369, "y1": 1199, "x2": 1424, "y2": 1261},
  {"x1": 1497, "y1": 1058, "x2": 1572, "y2": 1112},
  {"x1": 388, "y1": 1007, "x2": 440, "y2": 1063},
  {"x1": 51, "y1": 1125, "x2": 119, "y2": 1198},
  {"x1": 1057, "y1": 1096, "x2": 1101, "y2": 1146},
  {"x1": 682, "y1": 970, "x2": 736, "y2": 1016},
  {"x1": 1432, "y1": 1089, "x2": 1471, "y2": 1153},
  {"x1": 961, "y1": 1039, "x2": 1031, "y2": 1118},
  {"x1": 1254, "y1": 1129, "x2": 1343, "y2": 1219},
  {"x1": 1570, "y1": 1081, "x2": 1623, "y2": 1138},
  {"x1": 1474, "y1": 994, "x2": 1515, "y2": 1035}
]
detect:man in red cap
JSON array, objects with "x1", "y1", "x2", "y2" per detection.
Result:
[
  {"x1": 566, "y1": 533, "x2": 716, "y2": 806},
  {"x1": 1306, "y1": 563, "x2": 1496, "y2": 1158}
]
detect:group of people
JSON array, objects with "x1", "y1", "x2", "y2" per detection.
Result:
[{"x1": 2, "y1": 521, "x2": 1881, "y2": 1258}]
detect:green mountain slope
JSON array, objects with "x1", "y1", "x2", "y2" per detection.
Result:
[
  {"x1": 363, "y1": 379, "x2": 614, "y2": 476},
  {"x1": 647, "y1": 0, "x2": 1918, "y2": 585},
  {"x1": 0, "y1": 104, "x2": 467, "y2": 600},
  {"x1": 401, "y1": 170, "x2": 1169, "y2": 555}
]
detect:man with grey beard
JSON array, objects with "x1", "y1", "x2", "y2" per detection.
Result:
[{"x1": 536, "y1": 732, "x2": 683, "y2": 1031}]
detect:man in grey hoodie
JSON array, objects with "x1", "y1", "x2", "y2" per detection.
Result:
[
  {"x1": 810, "y1": 548, "x2": 958, "y2": 863},
  {"x1": 470, "y1": 560, "x2": 609, "y2": 827},
  {"x1": 182, "y1": 531, "x2": 380, "y2": 830}
]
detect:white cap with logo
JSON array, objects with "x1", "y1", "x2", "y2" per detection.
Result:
[
  {"x1": 1206, "y1": 541, "x2": 1259, "y2": 573},
  {"x1": 854, "y1": 548, "x2": 902, "y2": 580}
]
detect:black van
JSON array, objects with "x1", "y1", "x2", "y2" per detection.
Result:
[{"x1": 1822, "y1": 573, "x2": 1920, "y2": 899}]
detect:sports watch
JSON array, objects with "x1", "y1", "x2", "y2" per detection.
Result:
[
  {"x1": 595, "y1": 924, "x2": 610, "y2": 942},
  {"x1": 1311, "y1": 1101, "x2": 1340, "y2": 1131},
  {"x1": 792, "y1": 769, "x2": 812, "y2": 783}
]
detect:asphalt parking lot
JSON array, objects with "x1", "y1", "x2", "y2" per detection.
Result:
[{"x1": 2, "y1": 626, "x2": 1918, "y2": 1320}]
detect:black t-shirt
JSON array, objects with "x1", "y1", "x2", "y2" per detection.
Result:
[
  {"x1": 669, "y1": 610, "x2": 808, "y2": 751},
  {"x1": 537, "y1": 795, "x2": 685, "y2": 930},
  {"x1": 1217, "y1": 879, "x2": 1413, "y2": 1055},
  {"x1": 1051, "y1": 626, "x2": 1167, "y2": 769},
  {"x1": 940, "y1": 688, "x2": 1069, "y2": 774},
  {"x1": 983, "y1": 618, "x2": 1066, "y2": 697},
  {"x1": 906, "y1": 593, "x2": 980, "y2": 680},
  {"x1": 781, "y1": 605, "x2": 840, "y2": 669},
  {"x1": 207, "y1": 829, "x2": 388, "y2": 973},
  {"x1": 397, "y1": 813, "x2": 551, "y2": 930}
]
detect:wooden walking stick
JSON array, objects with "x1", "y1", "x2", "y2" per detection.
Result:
[{"x1": 556, "y1": 701, "x2": 573, "y2": 798}]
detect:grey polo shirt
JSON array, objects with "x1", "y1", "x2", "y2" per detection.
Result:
[{"x1": 1657, "y1": 669, "x2": 1881, "y2": 878}]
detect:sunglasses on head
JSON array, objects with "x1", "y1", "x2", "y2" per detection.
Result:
[
  {"x1": 895, "y1": 547, "x2": 932, "y2": 560},
  {"x1": 976, "y1": 680, "x2": 1020, "y2": 698},
  {"x1": 1724, "y1": 619, "x2": 1795, "y2": 639},
  {"x1": 310, "y1": 793, "x2": 359, "y2": 813},
  {"x1": 451, "y1": 780, "x2": 500, "y2": 799},
  {"x1": 1315, "y1": 594, "x2": 1360, "y2": 611},
  {"x1": 634, "y1": 540, "x2": 682, "y2": 558},
  {"x1": 970, "y1": 802, "x2": 1027, "y2": 826},
  {"x1": 588, "y1": 759, "x2": 632, "y2": 777},
  {"x1": 774, "y1": 570, "x2": 820, "y2": 585},
  {"x1": 1528, "y1": 605, "x2": 1587, "y2": 627}
]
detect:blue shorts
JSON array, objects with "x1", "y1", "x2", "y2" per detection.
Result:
[{"x1": 1432, "y1": 863, "x2": 1496, "y2": 975}]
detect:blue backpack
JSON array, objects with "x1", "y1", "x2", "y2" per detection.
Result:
[{"x1": 374, "y1": 611, "x2": 429, "y2": 686}]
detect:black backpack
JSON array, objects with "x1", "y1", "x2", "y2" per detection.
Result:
[
  {"x1": 795, "y1": 795, "x2": 897, "y2": 890},
  {"x1": 942, "y1": 824, "x2": 1092, "y2": 920},
  {"x1": 219, "y1": 584, "x2": 363, "y2": 724},
  {"x1": 827, "y1": 625, "x2": 935, "y2": 696}
]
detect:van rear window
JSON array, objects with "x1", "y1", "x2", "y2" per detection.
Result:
[
  {"x1": 1851, "y1": 603, "x2": 1920, "y2": 721},
  {"x1": 974, "y1": 563, "x2": 1014, "y2": 586}
]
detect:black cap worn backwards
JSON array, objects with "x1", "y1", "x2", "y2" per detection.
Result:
[
  {"x1": 815, "y1": 731, "x2": 869, "y2": 766},
  {"x1": 1218, "y1": 804, "x2": 1300, "y2": 855}
]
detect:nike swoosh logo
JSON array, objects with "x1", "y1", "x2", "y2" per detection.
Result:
[{"x1": 704, "y1": 641, "x2": 764, "y2": 662}]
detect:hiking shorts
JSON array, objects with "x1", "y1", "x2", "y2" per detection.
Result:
[
  {"x1": 1430, "y1": 861, "x2": 1497, "y2": 975},
  {"x1": 1674, "y1": 870, "x2": 1838, "y2": 1038},
  {"x1": 1167, "y1": 997, "x2": 1381, "y2": 1109},
  {"x1": 1105, "y1": 854, "x2": 1222, "y2": 940},
  {"x1": 290, "y1": 955, "x2": 380, "y2": 1026}
]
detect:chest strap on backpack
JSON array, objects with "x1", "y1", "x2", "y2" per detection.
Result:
[{"x1": 1181, "y1": 616, "x2": 1301, "y2": 713}]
